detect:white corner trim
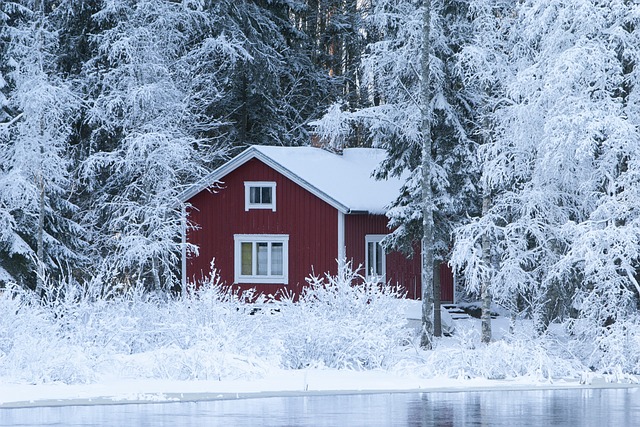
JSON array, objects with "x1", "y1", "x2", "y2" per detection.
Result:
[
  {"x1": 337, "y1": 211, "x2": 345, "y2": 269},
  {"x1": 181, "y1": 205, "x2": 187, "y2": 294}
]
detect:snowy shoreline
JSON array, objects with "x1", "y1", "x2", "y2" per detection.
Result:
[
  {"x1": 2, "y1": 370, "x2": 639, "y2": 409},
  {"x1": 3, "y1": 286, "x2": 640, "y2": 412}
]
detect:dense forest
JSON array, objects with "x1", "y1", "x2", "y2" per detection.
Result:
[{"x1": 2, "y1": 0, "x2": 640, "y2": 351}]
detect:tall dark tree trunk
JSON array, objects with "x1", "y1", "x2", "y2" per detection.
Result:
[
  {"x1": 420, "y1": 0, "x2": 434, "y2": 350},
  {"x1": 434, "y1": 261, "x2": 442, "y2": 337}
]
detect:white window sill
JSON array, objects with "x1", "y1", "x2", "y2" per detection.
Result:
[{"x1": 235, "y1": 276, "x2": 288, "y2": 284}]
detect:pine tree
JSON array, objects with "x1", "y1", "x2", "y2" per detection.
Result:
[
  {"x1": 0, "y1": 0, "x2": 85, "y2": 290},
  {"x1": 208, "y1": 0, "x2": 338, "y2": 147},
  {"x1": 313, "y1": 0, "x2": 479, "y2": 345}
]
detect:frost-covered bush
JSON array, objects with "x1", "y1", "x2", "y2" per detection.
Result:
[
  {"x1": 0, "y1": 284, "x2": 97, "y2": 384},
  {"x1": 0, "y1": 270, "x2": 274, "y2": 384},
  {"x1": 568, "y1": 316, "x2": 640, "y2": 377},
  {"x1": 272, "y1": 263, "x2": 411, "y2": 369},
  {"x1": 0, "y1": 264, "x2": 413, "y2": 384},
  {"x1": 392, "y1": 322, "x2": 585, "y2": 381},
  {"x1": 8, "y1": 264, "x2": 640, "y2": 386}
]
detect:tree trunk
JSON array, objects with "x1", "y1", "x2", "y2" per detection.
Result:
[
  {"x1": 34, "y1": 1, "x2": 46, "y2": 296},
  {"x1": 480, "y1": 193, "x2": 492, "y2": 343},
  {"x1": 151, "y1": 255, "x2": 162, "y2": 291},
  {"x1": 36, "y1": 176, "x2": 45, "y2": 295},
  {"x1": 533, "y1": 286, "x2": 550, "y2": 336},
  {"x1": 434, "y1": 261, "x2": 442, "y2": 337},
  {"x1": 509, "y1": 292, "x2": 518, "y2": 335},
  {"x1": 420, "y1": 0, "x2": 434, "y2": 350}
]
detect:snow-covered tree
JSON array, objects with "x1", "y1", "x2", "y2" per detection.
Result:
[
  {"x1": 313, "y1": 0, "x2": 479, "y2": 346},
  {"x1": 80, "y1": 0, "x2": 235, "y2": 291},
  {"x1": 452, "y1": 0, "x2": 640, "y2": 340},
  {"x1": 450, "y1": 0, "x2": 519, "y2": 342},
  {"x1": 0, "y1": 0, "x2": 84, "y2": 289},
  {"x1": 205, "y1": 0, "x2": 338, "y2": 147}
]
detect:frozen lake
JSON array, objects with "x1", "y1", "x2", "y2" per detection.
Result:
[{"x1": 1, "y1": 388, "x2": 639, "y2": 426}]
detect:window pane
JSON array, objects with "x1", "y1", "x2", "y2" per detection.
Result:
[
  {"x1": 241, "y1": 242, "x2": 253, "y2": 275},
  {"x1": 250, "y1": 187, "x2": 261, "y2": 203},
  {"x1": 367, "y1": 242, "x2": 375, "y2": 275},
  {"x1": 261, "y1": 187, "x2": 272, "y2": 204},
  {"x1": 271, "y1": 243, "x2": 283, "y2": 275},
  {"x1": 375, "y1": 243, "x2": 383, "y2": 276},
  {"x1": 257, "y1": 243, "x2": 268, "y2": 275}
]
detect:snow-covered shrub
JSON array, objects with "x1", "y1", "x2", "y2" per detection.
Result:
[
  {"x1": 272, "y1": 263, "x2": 411, "y2": 369},
  {"x1": 568, "y1": 316, "x2": 640, "y2": 376},
  {"x1": 393, "y1": 322, "x2": 585, "y2": 381},
  {"x1": 0, "y1": 268, "x2": 275, "y2": 384},
  {"x1": 146, "y1": 276, "x2": 277, "y2": 379},
  {"x1": 0, "y1": 283, "x2": 97, "y2": 384},
  {"x1": 0, "y1": 284, "x2": 31, "y2": 357}
]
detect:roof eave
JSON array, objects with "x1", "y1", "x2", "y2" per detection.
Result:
[{"x1": 252, "y1": 150, "x2": 350, "y2": 214}]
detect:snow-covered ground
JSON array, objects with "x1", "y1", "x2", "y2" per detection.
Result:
[
  {"x1": 1, "y1": 276, "x2": 639, "y2": 409},
  {"x1": 2, "y1": 364, "x2": 636, "y2": 409},
  {"x1": 1, "y1": 310, "x2": 637, "y2": 409}
]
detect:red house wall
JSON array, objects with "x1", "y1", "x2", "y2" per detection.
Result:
[
  {"x1": 186, "y1": 158, "x2": 338, "y2": 298},
  {"x1": 344, "y1": 214, "x2": 422, "y2": 299},
  {"x1": 344, "y1": 214, "x2": 454, "y2": 301},
  {"x1": 186, "y1": 157, "x2": 454, "y2": 302}
]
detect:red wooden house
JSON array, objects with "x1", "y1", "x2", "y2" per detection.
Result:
[{"x1": 179, "y1": 145, "x2": 454, "y2": 301}]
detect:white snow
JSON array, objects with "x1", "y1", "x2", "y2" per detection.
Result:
[
  {"x1": 1, "y1": 272, "x2": 639, "y2": 410},
  {"x1": 2, "y1": 313, "x2": 636, "y2": 410},
  {"x1": 0, "y1": 366, "x2": 618, "y2": 409},
  {"x1": 251, "y1": 145, "x2": 404, "y2": 214}
]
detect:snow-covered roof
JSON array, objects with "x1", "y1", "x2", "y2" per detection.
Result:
[{"x1": 180, "y1": 145, "x2": 404, "y2": 214}]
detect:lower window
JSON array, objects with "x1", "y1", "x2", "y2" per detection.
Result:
[
  {"x1": 234, "y1": 234, "x2": 289, "y2": 284},
  {"x1": 365, "y1": 234, "x2": 386, "y2": 280}
]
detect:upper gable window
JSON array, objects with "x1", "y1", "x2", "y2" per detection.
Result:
[{"x1": 244, "y1": 181, "x2": 276, "y2": 211}]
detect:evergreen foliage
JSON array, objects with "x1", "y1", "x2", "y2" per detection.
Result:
[{"x1": 0, "y1": 0, "x2": 85, "y2": 288}]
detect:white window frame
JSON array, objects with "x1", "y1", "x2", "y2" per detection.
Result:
[
  {"x1": 365, "y1": 234, "x2": 387, "y2": 281},
  {"x1": 234, "y1": 234, "x2": 289, "y2": 284},
  {"x1": 244, "y1": 181, "x2": 276, "y2": 211}
]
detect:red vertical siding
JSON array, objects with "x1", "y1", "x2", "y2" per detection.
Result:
[
  {"x1": 344, "y1": 214, "x2": 422, "y2": 299},
  {"x1": 344, "y1": 214, "x2": 454, "y2": 302},
  {"x1": 186, "y1": 156, "x2": 454, "y2": 302},
  {"x1": 186, "y1": 158, "x2": 338, "y2": 299}
]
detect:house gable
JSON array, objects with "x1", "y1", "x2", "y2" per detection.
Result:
[
  {"x1": 185, "y1": 157, "x2": 339, "y2": 296},
  {"x1": 179, "y1": 145, "x2": 405, "y2": 215},
  {"x1": 180, "y1": 146, "x2": 350, "y2": 213}
]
